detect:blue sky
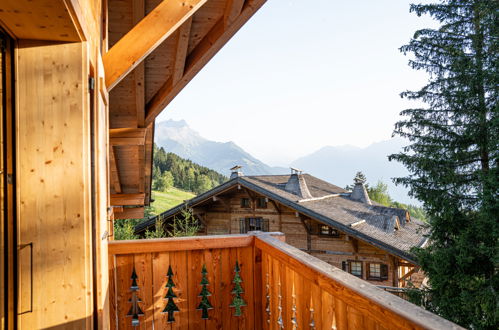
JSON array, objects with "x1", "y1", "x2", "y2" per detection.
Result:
[{"x1": 157, "y1": 0, "x2": 437, "y2": 166}]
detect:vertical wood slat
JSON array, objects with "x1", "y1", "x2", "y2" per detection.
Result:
[
  {"x1": 238, "y1": 246, "x2": 254, "y2": 329},
  {"x1": 187, "y1": 250, "x2": 204, "y2": 329},
  {"x1": 171, "y1": 251, "x2": 189, "y2": 330},
  {"x1": 134, "y1": 253, "x2": 153, "y2": 330},
  {"x1": 228, "y1": 246, "x2": 239, "y2": 330},
  {"x1": 115, "y1": 255, "x2": 134, "y2": 330},
  {"x1": 109, "y1": 255, "x2": 118, "y2": 330},
  {"x1": 152, "y1": 251, "x2": 170, "y2": 330},
  {"x1": 253, "y1": 246, "x2": 263, "y2": 329}
]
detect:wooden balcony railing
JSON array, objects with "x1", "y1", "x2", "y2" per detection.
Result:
[{"x1": 108, "y1": 232, "x2": 461, "y2": 329}]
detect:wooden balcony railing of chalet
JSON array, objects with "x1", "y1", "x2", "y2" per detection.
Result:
[{"x1": 108, "y1": 232, "x2": 461, "y2": 330}]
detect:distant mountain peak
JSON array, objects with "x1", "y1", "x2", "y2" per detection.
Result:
[
  {"x1": 161, "y1": 119, "x2": 188, "y2": 127},
  {"x1": 154, "y1": 120, "x2": 288, "y2": 176}
]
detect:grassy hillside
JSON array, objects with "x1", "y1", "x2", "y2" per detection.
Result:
[{"x1": 149, "y1": 188, "x2": 195, "y2": 215}]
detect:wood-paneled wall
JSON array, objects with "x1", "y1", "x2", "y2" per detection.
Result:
[{"x1": 190, "y1": 189, "x2": 404, "y2": 287}]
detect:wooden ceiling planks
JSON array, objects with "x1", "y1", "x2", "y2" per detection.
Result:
[
  {"x1": 104, "y1": 0, "x2": 208, "y2": 90},
  {"x1": 144, "y1": 0, "x2": 267, "y2": 125},
  {"x1": 107, "y1": 0, "x2": 267, "y2": 212},
  {"x1": 0, "y1": 0, "x2": 84, "y2": 41}
]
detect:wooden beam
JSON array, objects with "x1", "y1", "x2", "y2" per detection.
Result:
[
  {"x1": 110, "y1": 193, "x2": 145, "y2": 206},
  {"x1": 145, "y1": 0, "x2": 267, "y2": 125},
  {"x1": 399, "y1": 267, "x2": 418, "y2": 283},
  {"x1": 132, "y1": 0, "x2": 146, "y2": 127},
  {"x1": 103, "y1": 0, "x2": 207, "y2": 90},
  {"x1": 109, "y1": 146, "x2": 122, "y2": 193},
  {"x1": 109, "y1": 128, "x2": 147, "y2": 146},
  {"x1": 224, "y1": 0, "x2": 245, "y2": 27},
  {"x1": 108, "y1": 234, "x2": 254, "y2": 255},
  {"x1": 114, "y1": 207, "x2": 145, "y2": 220},
  {"x1": 172, "y1": 17, "x2": 193, "y2": 86}
]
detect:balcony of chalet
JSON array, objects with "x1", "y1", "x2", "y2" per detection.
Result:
[{"x1": 108, "y1": 232, "x2": 460, "y2": 329}]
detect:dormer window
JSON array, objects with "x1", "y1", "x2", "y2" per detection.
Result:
[
  {"x1": 240, "y1": 198, "x2": 250, "y2": 208},
  {"x1": 319, "y1": 225, "x2": 340, "y2": 237},
  {"x1": 256, "y1": 197, "x2": 267, "y2": 209}
]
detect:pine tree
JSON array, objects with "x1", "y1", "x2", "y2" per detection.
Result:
[
  {"x1": 230, "y1": 261, "x2": 246, "y2": 316},
  {"x1": 162, "y1": 266, "x2": 179, "y2": 322},
  {"x1": 345, "y1": 171, "x2": 369, "y2": 191},
  {"x1": 389, "y1": 1, "x2": 498, "y2": 328},
  {"x1": 197, "y1": 265, "x2": 213, "y2": 319}
]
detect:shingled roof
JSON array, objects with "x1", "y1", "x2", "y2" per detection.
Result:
[{"x1": 136, "y1": 174, "x2": 428, "y2": 264}]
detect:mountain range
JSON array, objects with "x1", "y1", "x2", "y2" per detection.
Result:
[
  {"x1": 155, "y1": 120, "x2": 288, "y2": 177},
  {"x1": 155, "y1": 120, "x2": 416, "y2": 204}
]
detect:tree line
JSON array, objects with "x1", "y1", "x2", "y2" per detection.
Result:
[{"x1": 152, "y1": 144, "x2": 227, "y2": 194}]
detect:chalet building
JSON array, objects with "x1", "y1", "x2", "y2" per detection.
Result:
[
  {"x1": 0, "y1": 1, "x2": 458, "y2": 329},
  {"x1": 137, "y1": 168, "x2": 428, "y2": 288}
]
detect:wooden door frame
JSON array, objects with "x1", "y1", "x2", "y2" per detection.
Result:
[{"x1": 1, "y1": 28, "x2": 16, "y2": 330}]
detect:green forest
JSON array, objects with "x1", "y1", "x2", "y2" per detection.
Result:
[{"x1": 152, "y1": 144, "x2": 227, "y2": 195}]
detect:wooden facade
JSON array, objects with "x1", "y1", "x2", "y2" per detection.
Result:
[{"x1": 137, "y1": 177, "x2": 426, "y2": 288}]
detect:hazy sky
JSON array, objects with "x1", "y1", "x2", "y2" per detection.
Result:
[{"x1": 157, "y1": 0, "x2": 437, "y2": 166}]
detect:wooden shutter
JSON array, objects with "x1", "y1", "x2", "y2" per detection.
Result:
[{"x1": 381, "y1": 264, "x2": 389, "y2": 280}]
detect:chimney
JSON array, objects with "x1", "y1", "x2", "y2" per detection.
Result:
[
  {"x1": 230, "y1": 165, "x2": 243, "y2": 179},
  {"x1": 285, "y1": 168, "x2": 313, "y2": 199},
  {"x1": 350, "y1": 181, "x2": 371, "y2": 205}
]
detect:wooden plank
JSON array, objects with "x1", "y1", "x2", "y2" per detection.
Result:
[
  {"x1": 110, "y1": 193, "x2": 145, "y2": 206},
  {"x1": 254, "y1": 234, "x2": 456, "y2": 330},
  {"x1": 134, "y1": 253, "x2": 154, "y2": 329},
  {"x1": 270, "y1": 255, "x2": 280, "y2": 329},
  {"x1": 253, "y1": 246, "x2": 263, "y2": 328},
  {"x1": 0, "y1": 0, "x2": 83, "y2": 41},
  {"x1": 110, "y1": 128, "x2": 147, "y2": 145},
  {"x1": 187, "y1": 250, "x2": 203, "y2": 329},
  {"x1": 224, "y1": 0, "x2": 245, "y2": 27},
  {"x1": 321, "y1": 290, "x2": 334, "y2": 330},
  {"x1": 132, "y1": 0, "x2": 146, "y2": 128},
  {"x1": 283, "y1": 265, "x2": 293, "y2": 329},
  {"x1": 229, "y1": 247, "x2": 239, "y2": 330},
  {"x1": 151, "y1": 251, "x2": 171, "y2": 330},
  {"x1": 347, "y1": 305, "x2": 365, "y2": 330},
  {"x1": 310, "y1": 283, "x2": 323, "y2": 329},
  {"x1": 238, "y1": 246, "x2": 254, "y2": 329},
  {"x1": 220, "y1": 248, "x2": 233, "y2": 329},
  {"x1": 104, "y1": 0, "x2": 207, "y2": 90},
  {"x1": 171, "y1": 251, "x2": 189, "y2": 330},
  {"x1": 295, "y1": 272, "x2": 307, "y2": 329},
  {"x1": 108, "y1": 234, "x2": 254, "y2": 255},
  {"x1": 114, "y1": 207, "x2": 145, "y2": 220},
  {"x1": 172, "y1": 17, "x2": 193, "y2": 86},
  {"x1": 16, "y1": 40, "x2": 91, "y2": 330},
  {"x1": 109, "y1": 256, "x2": 118, "y2": 330},
  {"x1": 115, "y1": 255, "x2": 134, "y2": 330},
  {"x1": 203, "y1": 248, "x2": 218, "y2": 329},
  {"x1": 109, "y1": 146, "x2": 122, "y2": 193},
  {"x1": 335, "y1": 298, "x2": 348, "y2": 330},
  {"x1": 145, "y1": 0, "x2": 267, "y2": 124}
]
